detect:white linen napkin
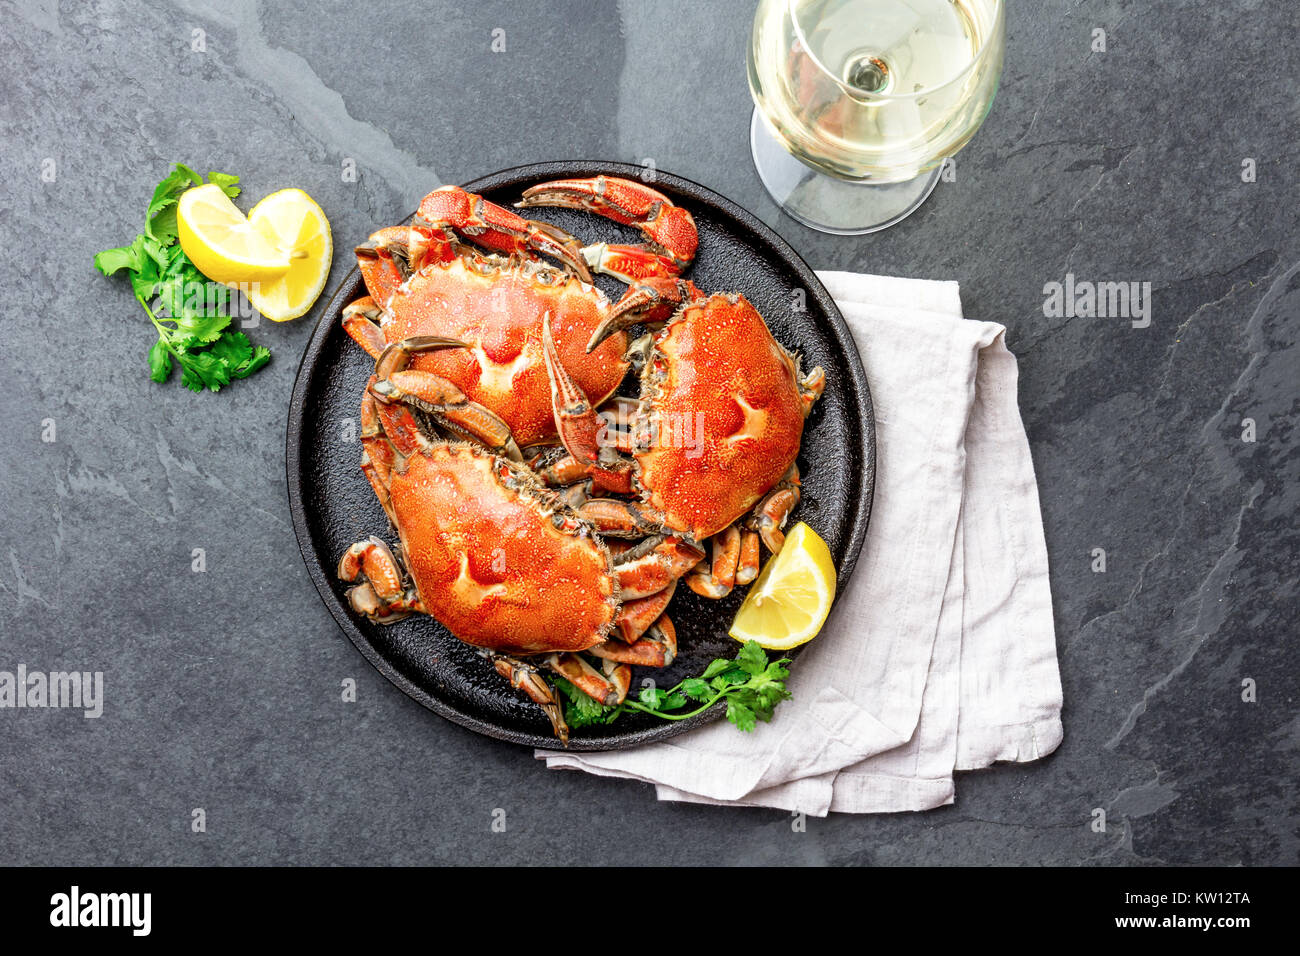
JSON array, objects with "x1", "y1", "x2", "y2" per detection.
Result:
[{"x1": 536, "y1": 271, "x2": 1063, "y2": 815}]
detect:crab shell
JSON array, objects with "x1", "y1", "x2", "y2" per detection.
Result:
[
  {"x1": 634, "y1": 292, "x2": 808, "y2": 541},
  {"x1": 388, "y1": 442, "x2": 619, "y2": 655},
  {"x1": 381, "y1": 254, "x2": 629, "y2": 448}
]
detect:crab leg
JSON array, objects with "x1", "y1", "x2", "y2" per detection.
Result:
[
  {"x1": 615, "y1": 579, "x2": 678, "y2": 643},
  {"x1": 533, "y1": 455, "x2": 632, "y2": 496},
  {"x1": 799, "y1": 365, "x2": 827, "y2": 416},
  {"x1": 354, "y1": 226, "x2": 412, "y2": 309},
  {"x1": 343, "y1": 581, "x2": 424, "y2": 622},
  {"x1": 686, "y1": 524, "x2": 742, "y2": 599},
  {"x1": 532, "y1": 452, "x2": 593, "y2": 486},
  {"x1": 370, "y1": 394, "x2": 432, "y2": 458},
  {"x1": 410, "y1": 186, "x2": 591, "y2": 280},
  {"x1": 338, "y1": 536, "x2": 404, "y2": 598},
  {"x1": 341, "y1": 297, "x2": 388, "y2": 359},
  {"x1": 736, "y1": 529, "x2": 762, "y2": 585},
  {"x1": 359, "y1": 378, "x2": 399, "y2": 525},
  {"x1": 544, "y1": 653, "x2": 621, "y2": 706},
  {"x1": 338, "y1": 536, "x2": 424, "y2": 623},
  {"x1": 541, "y1": 313, "x2": 635, "y2": 493},
  {"x1": 530, "y1": 400, "x2": 638, "y2": 487},
  {"x1": 596, "y1": 657, "x2": 632, "y2": 705},
  {"x1": 516, "y1": 176, "x2": 699, "y2": 277},
  {"x1": 747, "y1": 464, "x2": 802, "y2": 553},
  {"x1": 589, "y1": 614, "x2": 677, "y2": 667},
  {"x1": 541, "y1": 313, "x2": 600, "y2": 461},
  {"x1": 611, "y1": 534, "x2": 705, "y2": 599},
  {"x1": 371, "y1": 336, "x2": 524, "y2": 461},
  {"x1": 581, "y1": 243, "x2": 683, "y2": 285},
  {"x1": 481, "y1": 650, "x2": 570, "y2": 745},
  {"x1": 372, "y1": 371, "x2": 522, "y2": 461},
  {"x1": 526, "y1": 448, "x2": 600, "y2": 510},
  {"x1": 585, "y1": 277, "x2": 701, "y2": 353},
  {"x1": 576, "y1": 498, "x2": 665, "y2": 538}
]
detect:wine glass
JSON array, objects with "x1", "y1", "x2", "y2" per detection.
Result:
[{"x1": 747, "y1": 0, "x2": 1005, "y2": 234}]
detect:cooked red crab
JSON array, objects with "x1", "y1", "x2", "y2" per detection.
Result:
[
  {"x1": 541, "y1": 283, "x2": 824, "y2": 598},
  {"x1": 337, "y1": 335, "x2": 702, "y2": 743},
  {"x1": 340, "y1": 178, "x2": 698, "y2": 447},
  {"x1": 335, "y1": 175, "x2": 823, "y2": 740}
]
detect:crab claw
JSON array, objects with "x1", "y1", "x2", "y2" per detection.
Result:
[
  {"x1": 341, "y1": 296, "x2": 388, "y2": 359},
  {"x1": 372, "y1": 336, "x2": 523, "y2": 461},
  {"x1": 355, "y1": 226, "x2": 412, "y2": 309},
  {"x1": 517, "y1": 176, "x2": 698, "y2": 275},
  {"x1": 542, "y1": 313, "x2": 602, "y2": 465},
  {"x1": 585, "y1": 277, "x2": 701, "y2": 353},
  {"x1": 582, "y1": 243, "x2": 683, "y2": 284},
  {"x1": 614, "y1": 579, "x2": 678, "y2": 643},
  {"x1": 338, "y1": 536, "x2": 424, "y2": 623},
  {"x1": 373, "y1": 334, "x2": 471, "y2": 380},
  {"x1": 411, "y1": 185, "x2": 591, "y2": 281}
]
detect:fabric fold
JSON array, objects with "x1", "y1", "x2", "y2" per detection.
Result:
[{"x1": 536, "y1": 271, "x2": 1063, "y2": 814}]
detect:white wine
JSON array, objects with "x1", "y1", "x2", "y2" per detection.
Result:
[
  {"x1": 806, "y1": 0, "x2": 982, "y2": 95},
  {"x1": 749, "y1": 0, "x2": 1003, "y2": 182}
]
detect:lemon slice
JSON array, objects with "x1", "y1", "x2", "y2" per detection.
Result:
[
  {"x1": 729, "y1": 522, "x2": 837, "y2": 650},
  {"x1": 177, "y1": 183, "x2": 291, "y2": 286},
  {"x1": 245, "y1": 188, "x2": 333, "y2": 322}
]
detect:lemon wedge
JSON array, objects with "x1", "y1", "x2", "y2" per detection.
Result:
[
  {"x1": 177, "y1": 183, "x2": 291, "y2": 286},
  {"x1": 729, "y1": 522, "x2": 837, "y2": 650},
  {"x1": 245, "y1": 188, "x2": 333, "y2": 322}
]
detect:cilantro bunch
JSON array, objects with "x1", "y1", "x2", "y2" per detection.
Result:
[
  {"x1": 553, "y1": 640, "x2": 793, "y2": 733},
  {"x1": 93, "y1": 163, "x2": 271, "y2": 392}
]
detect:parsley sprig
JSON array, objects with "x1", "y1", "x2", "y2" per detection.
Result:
[
  {"x1": 93, "y1": 163, "x2": 271, "y2": 392},
  {"x1": 553, "y1": 640, "x2": 793, "y2": 733}
]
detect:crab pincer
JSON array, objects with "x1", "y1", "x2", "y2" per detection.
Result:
[
  {"x1": 411, "y1": 185, "x2": 591, "y2": 280},
  {"x1": 517, "y1": 175, "x2": 699, "y2": 281},
  {"x1": 541, "y1": 312, "x2": 635, "y2": 494},
  {"x1": 370, "y1": 335, "x2": 523, "y2": 462}
]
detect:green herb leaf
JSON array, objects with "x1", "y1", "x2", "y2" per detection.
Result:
[
  {"x1": 94, "y1": 163, "x2": 272, "y2": 392},
  {"x1": 681, "y1": 677, "x2": 712, "y2": 702},
  {"x1": 180, "y1": 349, "x2": 232, "y2": 392},
  {"x1": 638, "y1": 686, "x2": 666, "y2": 710},
  {"x1": 563, "y1": 641, "x2": 794, "y2": 735},
  {"x1": 208, "y1": 330, "x2": 253, "y2": 368},
  {"x1": 710, "y1": 667, "x2": 749, "y2": 691},
  {"x1": 237, "y1": 345, "x2": 272, "y2": 379},
  {"x1": 145, "y1": 163, "x2": 202, "y2": 242},
  {"x1": 206, "y1": 171, "x2": 241, "y2": 198},
  {"x1": 661, "y1": 691, "x2": 687, "y2": 710},
  {"x1": 147, "y1": 340, "x2": 172, "y2": 383},
  {"x1": 701, "y1": 658, "x2": 733, "y2": 680},
  {"x1": 726, "y1": 698, "x2": 757, "y2": 732},
  {"x1": 173, "y1": 310, "x2": 233, "y2": 348},
  {"x1": 93, "y1": 238, "x2": 146, "y2": 277},
  {"x1": 128, "y1": 254, "x2": 161, "y2": 302},
  {"x1": 553, "y1": 677, "x2": 620, "y2": 728},
  {"x1": 736, "y1": 640, "x2": 769, "y2": 677}
]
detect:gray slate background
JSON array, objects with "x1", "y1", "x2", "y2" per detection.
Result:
[{"x1": 1, "y1": 0, "x2": 1297, "y2": 865}]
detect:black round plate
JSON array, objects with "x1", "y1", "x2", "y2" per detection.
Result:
[{"x1": 287, "y1": 161, "x2": 875, "y2": 750}]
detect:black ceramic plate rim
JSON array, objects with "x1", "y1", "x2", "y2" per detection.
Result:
[{"x1": 286, "y1": 160, "x2": 875, "y2": 751}]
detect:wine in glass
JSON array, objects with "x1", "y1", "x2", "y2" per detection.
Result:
[{"x1": 748, "y1": 0, "x2": 1005, "y2": 234}]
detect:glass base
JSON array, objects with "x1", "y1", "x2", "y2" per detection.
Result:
[{"x1": 749, "y1": 108, "x2": 942, "y2": 235}]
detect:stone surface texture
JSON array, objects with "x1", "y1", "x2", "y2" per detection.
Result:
[{"x1": 0, "y1": 0, "x2": 1296, "y2": 865}]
